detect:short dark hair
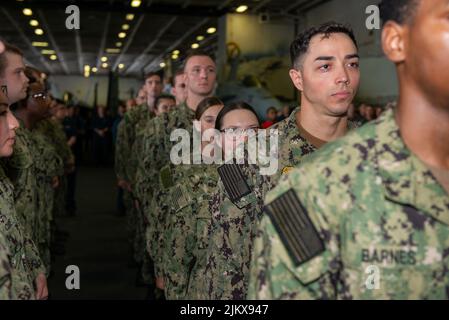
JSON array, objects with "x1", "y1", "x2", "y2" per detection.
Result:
[
  {"x1": 183, "y1": 49, "x2": 215, "y2": 71},
  {"x1": 0, "y1": 42, "x2": 24, "y2": 77},
  {"x1": 144, "y1": 71, "x2": 162, "y2": 82},
  {"x1": 195, "y1": 96, "x2": 223, "y2": 121},
  {"x1": 379, "y1": 0, "x2": 420, "y2": 26},
  {"x1": 155, "y1": 94, "x2": 175, "y2": 109},
  {"x1": 215, "y1": 101, "x2": 260, "y2": 131},
  {"x1": 290, "y1": 21, "x2": 358, "y2": 69}
]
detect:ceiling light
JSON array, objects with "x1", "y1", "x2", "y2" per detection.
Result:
[
  {"x1": 23, "y1": 8, "x2": 33, "y2": 16},
  {"x1": 102, "y1": 62, "x2": 108, "y2": 68},
  {"x1": 41, "y1": 49, "x2": 55, "y2": 55},
  {"x1": 118, "y1": 63, "x2": 125, "y2": 69},
  {"x1": 172, "y1": 50, "x2": 180, "y2": 55},
  {"x1": 32, "y1": 41, "x2": 48, "y2": 47},
  {"x1": 118, "y1": 32, "x2": 126, "y2": 38},
  {"x1": 92, "y1": 67, "x2": 98, "y2": 73},
  {"x1": 126, "y1": 14, "x2": 135, "y2": 21},
  {"x1": 101, "y1": 56, "x2": 108, "y2": 62},
  {"x1": 116, "y1": 42, "x2": 123, "y2": 47},
  {"x1": 236, "y1": 5, "x2": 248, "y2": 13},
  {"x1": 131, "y1": 0, "x2": 141, "y2": 7},
  {"x1": 171, "y1": 54, "x2": 179, "y2": 60},
  {"x1": 122, "y1": 24, "x2": 130, "y2": 30},
  {"x1": 206, "y1": 27, "x2": 216, "y2": 34},
  {"x1": 34, "y1": 28, "x2": 44, "y2": 35},
  {"x1": 196, "y1": 35, "x2": 205, "y2": 41},
  {"x1": 191, "y1": 43, "x2": 199, "y2": 49},
  {"x1": 29, "y1": 20, "x2": 39, "y2": 27},
  {"x1": 159, "y1": 62, "x2": 166, "y2": 68},
  {"x1": 50, "y1": 54, "x2": 57, "y2": 60},
  {"x1": 106, "y1": 48, "x2": 121, "y2": 54}
]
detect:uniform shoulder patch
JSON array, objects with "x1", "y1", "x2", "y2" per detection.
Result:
[
  {"x1": 265, "y1": 189, "x2": 325, "y2": 267},
  {"x1": 217, "y1": 164, "x2": 252, "y2": 203},
  {"x1": 160, "y1": 166, "x2": 174, "y2": 189}
]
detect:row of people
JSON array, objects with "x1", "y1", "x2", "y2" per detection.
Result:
[
  {"x1": 116, "y1": 0, "x2": 447, "y2": 300},
  {"x1": 0, "y1": 41, "x2": 76, "y2": 299}
]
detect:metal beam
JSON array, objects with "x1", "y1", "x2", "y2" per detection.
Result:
[
  {"x1": 282, "y1": 0, "x2": 310, "y2": 14},
  {"x1": 142, "y1": 0, "x2": 233, "y2": 73},
  {"x1": 143, "y1": 17, "x2": 210, "y2": 73},
  {"x1": 37, "y1": 9, "x2": 70, "y2": 74},
  {"x1": 1, "y1": 0, "x2": 227, "y2": 17},
  {"x1": 124, "y1": 16, "x2": 177, "y2": 74},
  {"x1": 109, "y1": 0, "x2": 152, "y2": 71},
  {"x1": 96, "y1": 11, "x2": 112, "y2": 70},
  {"x1": 74, "y1": 29, "x2": 84, "y2": 75},
  {"x1": 0, "y1": 8, "x2": 54, "y2": 73},
  {"x1": 124, "y1": 0, "x2": 192, "y2": 74},
  {"x1": 250, "y1": 0, "x2": 272, "y2": 13}
]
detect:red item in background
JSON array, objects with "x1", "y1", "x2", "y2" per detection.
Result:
[{"x1": 261, "y1": 121, "x2": 274, "y2": 129}]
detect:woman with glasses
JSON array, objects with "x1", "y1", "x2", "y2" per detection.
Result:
[{"x1": 187, "y1": 101, "x2": 262, "y2": 299}]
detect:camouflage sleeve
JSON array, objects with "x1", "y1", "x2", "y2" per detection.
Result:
[
  {"x1": 249, "y1": 166, "x2": 341, "y2": 300},
  {"x1": 24, "y1": 234, "x2": 46, "y2": 280},
  {"x1": 1, "y1": 236, "x2": 34, "y2": 300},
  {"x1": 163, "y1": 184, "x2": 199, "y2": 299},
  {"x1": 0, "y1": 234, "x2": 13, "y2": 300},
  {"x1": 33, "y1": 133, "x2": 64, "y2": 178}
]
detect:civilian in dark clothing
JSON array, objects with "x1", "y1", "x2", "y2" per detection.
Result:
[{"x1": 92, "y1": 105, "x2": 111, "y2": 166}]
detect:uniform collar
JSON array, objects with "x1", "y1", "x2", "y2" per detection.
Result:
[{"x1": 374, "y1": 108, "x2": 449, "y2": 225}]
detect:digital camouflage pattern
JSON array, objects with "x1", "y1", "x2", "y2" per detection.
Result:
[
  {"x1": 202, "y1": 109, "x2": 359, "y2": 299},
  {"x1": 2, "y1": 125, "x2": 38, "y2": 242},
  {"x1": 161, "y1": 162, "x2": 219, "y2": 300},
  {"x1": 30, "y1": 129, "x2": 64, "y2": 273},
  {"x1": 35, "y1": 118, "x2": 74, "y2": 218},
  {"x1": 0, "y1": 165, "x2": 44, "y2": 298},
  {"x1": 248, "y1": 108, "x2": 449, "y2": 300},
  {"x1": 200, "y1": 109, "x2": 317, "y2": 299},
  {"x1": 0, "y1": 232, "x2": 13, "y2": 300},
  {"x1": 115, "y1": 103, "x2": 154, "y2": 265},
  {"x1": 0, "y1": 232, "x2": 33, "y2": 300}
]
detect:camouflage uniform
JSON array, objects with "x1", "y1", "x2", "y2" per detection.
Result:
[
  {"x1": 200, "y1": 109, "x2": 315, "y2": 299},
  {"x1": 30, "y1": 129, "x2": 64, "y2": 273},
  {"x1": 248, "y1": 108, "x2": 449, "y2": 300},
  {"x1": 35, "y1": 118, "x2": 74, "y2": 218},
  {"x1": 139, "y1": 102, "x2": 196, "y2": 282},
  {"x1": 202, "y1": 109, "x2": 358, "y2": 299},
  {"x1": 0, "y1": 165, "x2": 44, "y2": 299},
  {"x1": 0, "y1": 232, "x2": 13, "y2": 300},
  {"x1": 116, "y1": 104, "x2": 153, "y2": 265},
  {"x1": 114, "y1": 120, "x2": 136, "y2": 256},
  {"x1": 2, "y1": 125, "x2": 39, "y2": 243},
  {"x1": 0, "y1": 232, "x2": 34, "y2": 300},
  {"x1": 157, "y1": 161, "x2": 219, "y2": 300}
]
